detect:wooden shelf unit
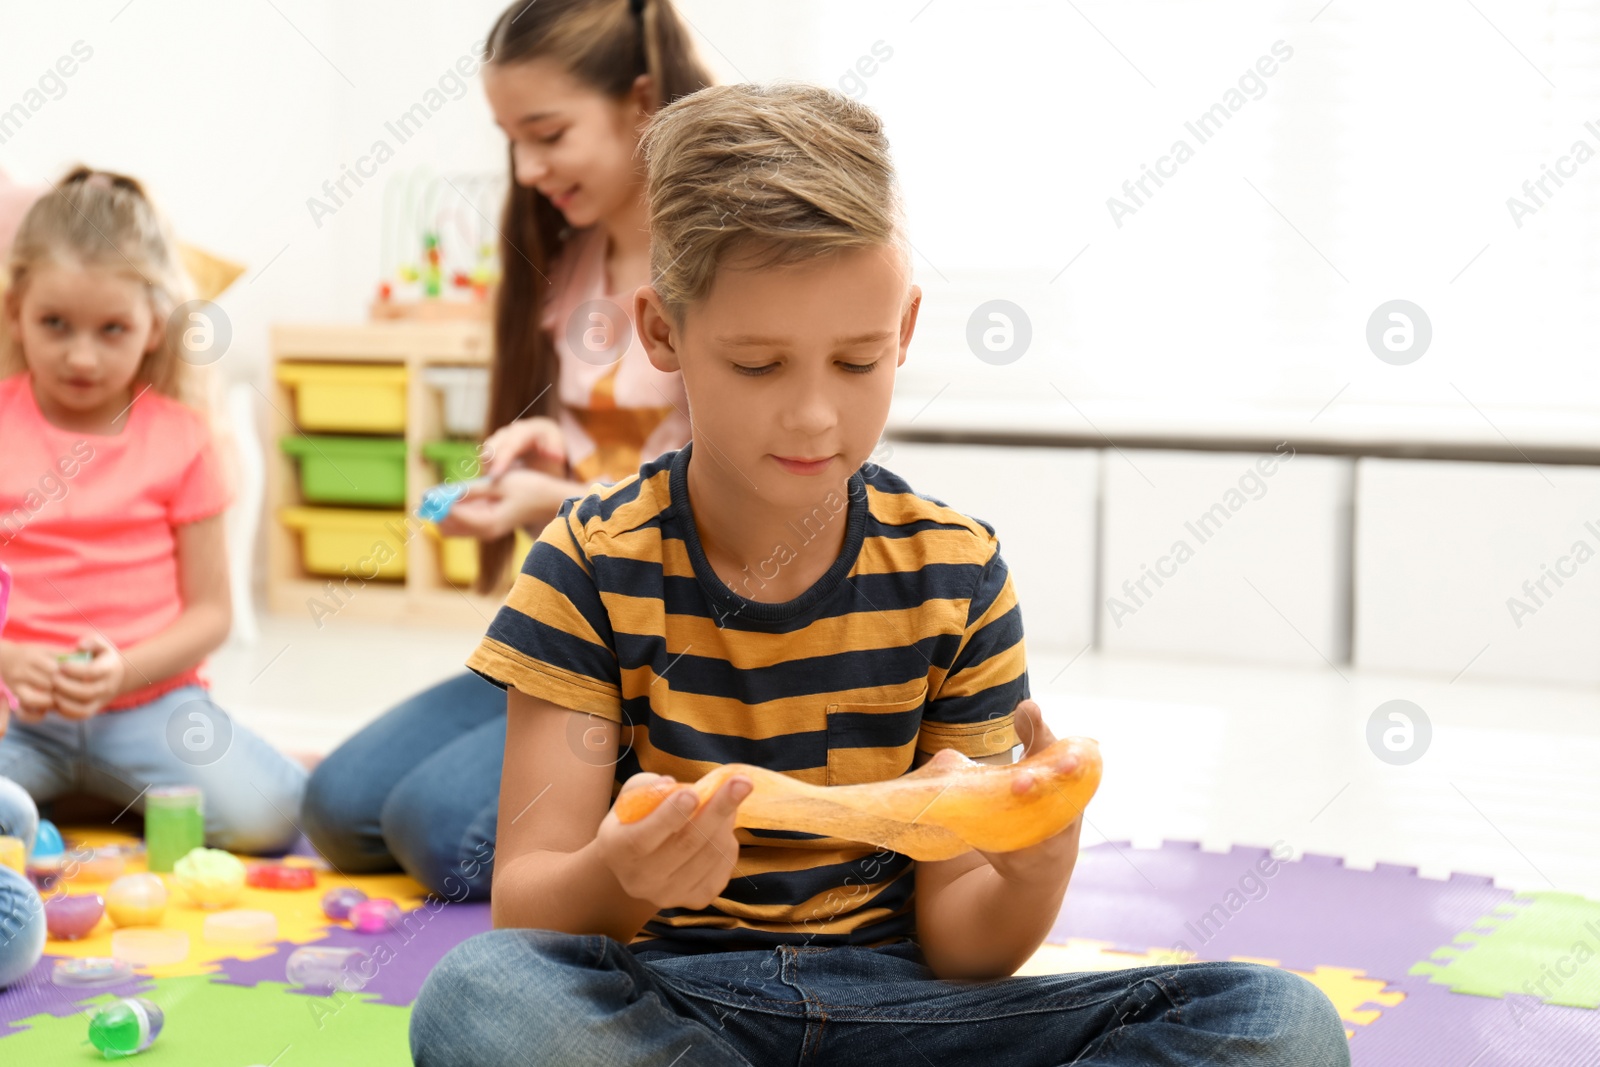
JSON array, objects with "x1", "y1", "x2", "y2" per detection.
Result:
[{"x1": 266, "y1": 321, "x2": 509, "y2": 629}]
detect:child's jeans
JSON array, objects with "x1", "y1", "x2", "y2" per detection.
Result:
[
  {"x1": 0, "y1": 775, "x2": 39, "y2": 852},
  {"x1": 0, "y1": 685, "x2": 307, "y2": 855},
  {"x1": 301, "y1": 672, "x2": 505, "y2": 900},
  {"x1": 410, "y1": 929, "x2": 1351, "y2": 1067},
  {"x1": 0, "y1": 777, "x2": 44, "y2": 988},
  {"x1": 0, "y1": 864, "x2": 44, "y2": 989}
]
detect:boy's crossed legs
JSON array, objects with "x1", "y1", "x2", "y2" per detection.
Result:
[{"x1": 410, "y1": 928, "x2": 1350, "y2": 1067}]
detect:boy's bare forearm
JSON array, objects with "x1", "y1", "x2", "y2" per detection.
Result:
[
  {"x1": 917, "y1": 863, "x2": 1071, "y2": 981},
  {"x1": 490, "y1": 838, "x2": 662, "y2": 944}
]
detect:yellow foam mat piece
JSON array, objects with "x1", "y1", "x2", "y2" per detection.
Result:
[
  {"x1": 1016, "y1": 938, "x2": 1190, "y2": 975},
  {"x1": 1230, "y1": 955, "x2": 1405, "y2": 1038},
  {"x1": 42, "y1": 827, "x2": 429, "y2": 979},
  {"x1": 1023, "y1": 939, "x2": 1404, "y2": 1039}
]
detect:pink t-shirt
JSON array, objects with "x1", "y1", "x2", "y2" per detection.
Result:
[
  {"x1": 541, "y1": 225, "x2": 691, "y2": 485},
  {"x1": 0, "y1": 373, "x2": 232, "y2": 710}
]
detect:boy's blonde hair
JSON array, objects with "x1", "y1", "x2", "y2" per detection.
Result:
[
  {"x1": 1, "y1": 166, "x2": 203, "y2": 410},
  {"x1": 638, "y1": 82, "x2": 910, "y2": 324}
]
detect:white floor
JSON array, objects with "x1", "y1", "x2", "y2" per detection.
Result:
[{"x1": 209, "y1": 613, "x2": 1600, "y2": 901}]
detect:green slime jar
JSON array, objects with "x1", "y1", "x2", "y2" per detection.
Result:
[{"x1": 144, "y1": 785, "x2": 204, "y2": 873}]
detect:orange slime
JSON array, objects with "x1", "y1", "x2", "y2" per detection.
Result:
[{"x1": 612, "y1": 736, "x2": 1102, "y2": 861}]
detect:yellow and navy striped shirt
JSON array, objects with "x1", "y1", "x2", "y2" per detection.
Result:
[{"x1": 467, "y1": 440, "x2": 1027, "y2": 956}]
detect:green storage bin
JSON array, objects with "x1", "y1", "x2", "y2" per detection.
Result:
[
  {"x1": 422, "y1": 439, "x2": 482, "y2": 483},
  {"x1": 281, "y1": 435, "x2": 408, "y2": 507}
]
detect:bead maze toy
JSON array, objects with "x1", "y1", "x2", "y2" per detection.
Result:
[{"x1": 370, "y1": 168, "x2": 503, "y2": 321}]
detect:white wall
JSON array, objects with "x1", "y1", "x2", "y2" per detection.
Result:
[
  {"x1": 1356, "y1": 459, "x2": 1600, "y2": 686},
  {"x1": 881, "y1": 442, "x2": 1098, "y2": 657},
  {"x1": 1099, "y1": 449, "x2": 1353, "y2": 668}
]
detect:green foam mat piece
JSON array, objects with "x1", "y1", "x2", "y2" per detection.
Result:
[
  {"x1": 2, "y1": 974, "x2": 411, "y2": 1064},
  {"x1": 1409, "y1": 891, "x2": 1600, "y2": 1008}
]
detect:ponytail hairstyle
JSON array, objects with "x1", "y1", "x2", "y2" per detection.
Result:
[
  {"x1": 478, "y1": 0, "x2": 713, "y2": 590},
  {"x1": 1, "y1": 165, "x2": 204, "y2": 411}
]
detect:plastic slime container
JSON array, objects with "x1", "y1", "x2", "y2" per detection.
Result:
[
  {"x1": 348, "y1": 898, "x2": 401, "y2": 933},
  {"x1": 111, "y1": 929, "x2": 189, "y2": 966},
  {"x1": 246, "y1": 863, "x2": 316, "y2": 890},
  {"x1": 88, "y1": 997, "x2": 164, "y2": 1057},
  {"x1": 106, "y1": 873, "x2": 167, "y2": 927},
  {"x1": 145, "y1": 786, "x2": 204, "y2": 872},
  {"x1": 321, "y1": 886, "x2": 367, "y2": 921},
  {"x1": 44, "y1": 893, "x2": 104, "y2": 940}
]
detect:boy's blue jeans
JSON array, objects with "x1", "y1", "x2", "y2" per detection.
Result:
[
  {"x1": 0, "y1": 685, "x2": 307, "y2": 855},
  {"x1": 410, "y1": 929, "x2": 1351, "y2": 1066}
]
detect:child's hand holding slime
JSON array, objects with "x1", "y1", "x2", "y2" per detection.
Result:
[
  {"x1": 421, "y1": 418, "x2": 570, "y2": 538},
  {"x1": 417, "y1": 477, "x2": 488, "y2": 524},
  {"x1": 52, "y1": 636, "x2": 123, "y2": 720},
  {"x1": 612, "y1": 734, "x2": 1102, "y2": 862},
  {"x1": 597, "y1": 772, "x2": 753, "y2": 912},
  {"x1": 434, "y1": 468, "x2": 578, "y2": 541}
]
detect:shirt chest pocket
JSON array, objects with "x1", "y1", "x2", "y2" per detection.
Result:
[{"x1": 824, "y1": 683, "x2": 929, "y2": 787}]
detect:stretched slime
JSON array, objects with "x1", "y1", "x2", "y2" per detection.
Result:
[{"x1": 612, "y1": 736, "x2": 1102, "y2": 861}]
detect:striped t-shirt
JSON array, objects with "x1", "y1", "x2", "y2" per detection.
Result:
[{"x1": 466, "y1": 440, "x2": 1028, "y2": 956}]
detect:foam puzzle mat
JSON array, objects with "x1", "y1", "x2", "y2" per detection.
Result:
[{"x1": 1, "y1": 832, "x2": 1595, "y2": 1064}]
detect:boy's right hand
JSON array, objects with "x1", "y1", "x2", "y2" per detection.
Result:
[
  {"x1": 0, "y1": 641, "x2": 57, "y2": 720},
  {"x1": 596, "y1": 772, "x2": 752, "y2": 912}
]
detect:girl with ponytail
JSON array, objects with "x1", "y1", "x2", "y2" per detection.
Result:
[{"x1": 302, "y1": 0, "x2": 714, "y2": 901}]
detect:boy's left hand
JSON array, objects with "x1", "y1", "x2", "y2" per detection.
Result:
[
  {"x1": 973, "y1": 699, "x2": 1085, "y2": 889},
  {"x1": 52, "y1": 636, "x2": 126, "y2": 719}
]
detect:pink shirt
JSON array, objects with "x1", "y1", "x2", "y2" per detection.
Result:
[
  {"x1": 0, "y1": 373, "x2": 232, "y2": 710},
  {"x1": 541, "y1": 225, "x2": 691, "y2": 485}
]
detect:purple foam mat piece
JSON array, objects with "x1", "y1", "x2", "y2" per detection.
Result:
[
  {"x1": 211, "y1": 897, "x2": 493, "y2": 1007},
  {"x1": 1349, "y1": 972, "x2": 1600, "y2": 1067},
  {"x1": 0, "y1": 953, "x2": 156, "y2": 1037},
  {"x1": 1053, "y1": 840, "x2": 1516, "y2": 978}
]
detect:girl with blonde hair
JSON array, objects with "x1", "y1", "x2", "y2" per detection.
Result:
[{"x1": 0, "y1": 167, "x2": 305, "y2": 854}]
